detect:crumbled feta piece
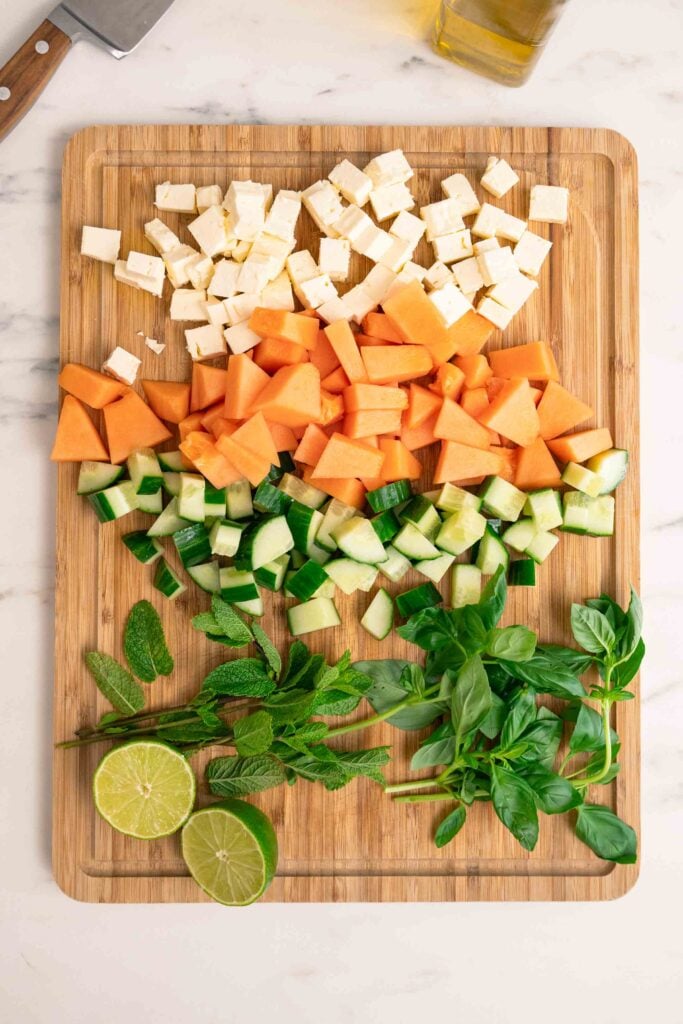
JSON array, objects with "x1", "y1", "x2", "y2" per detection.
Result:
[
  {"x1": 369, "y1": 182, "x2": 415, "y2": 222},
  {"x1": 263, "y1": 189, "x2": 301, "y2": 241},
  {"x1": 207, "y1": 259, "x2": 240, "y2": 298},
  {"x1": 363, "y1": 150, "x2": 413, "y2": 188},
  {"x1": 250, "y1": 233, "x2": 295, "y2": 278},
  {"x1": 144, "y1": 336, "x2": 165, "y2": 355},
  {"x1": 513, "y1": 231, "x2": 553, "y2": 276},
  {"x1": 80, "y1": 226, "x2": 121, "y2": 264},
  {"x1": 302, "y1": 180, "x2": 345, "y2": 235},
  {"x1": 155, "y1": 181, "x2": 196, "y2": 214},
  {"x1": 196, "y1": 184, "x2": 223, "y2": 213},
  {"x1": 529, "y1": 185, "x2": 569, "y2": 224},
  {"x1": 316, "y1": 296, "x2": 354, "y2": 324},
  {"x1": 286, "y1": 250, "x2": 319, "y2": 285},
  {"x1": 126, "y1": 251, "x2": 165, "y2": 280},
  {"x1": 237, "y1": 253, "x2": 275, "y2": 294},
  {"x1": 441, "y1": 173, "x2": 481, "y2": 217},
  {"x1": 185, "y1": 323, "x2": 227, "y2": 361},
  {"x1": 471, "y1": 203, "x2": 503, "y2": 239},
  {"x1": 295, "y1": 273, "x2": 337, "y2": 309},
  {"x1": 480, "y1": 157, "x2": 520, "y2": 199},
  {"x1": 400, "y1": 261, "x2": 427, "y2": 284},
  {"x1": 187, "y1": 205, "x2": 230, "y2": 258},
  {"x1": 423, "y1": 260, "x2": 453, "y2": 291},
  {"x1": 362, "y1": 265, "x2": 398, "y2": 303},
  {"x1": 452, "y1": 256, "x2": 485, "y2": 295},
  {"x1": 319, "y1": 237, "x2": 351, "y2": 282},
  {"x1": 205, "y1": 297, "x2": 230, "y2": 326},
  {"x1": 473, "y1": 237, "x2": 500, "y2": 255},
  {"x1": 261, "y1": 271, "x2": 295, "y2": 311},
  {"x1": 103, "y1": 346, "x2": 141, "y2": 384},
  {"x1": 170, "y1": 288, "x2": 209, "y2": 321},
  {"x1": 224, "y1": 322, "x2": 261, "y2": 355},
  {"x1": 432, "y1": 229, "x2": 473, "y2": 264},
  {"x1": 378, "y1": 237, "x2": 414, "y2": 273},
  {"x1": 342, "y1": 284, "x2": 377, "y2": 324},
  {"x1": 332, "y1": 205, "x2": 374, "y2": 244},
  {"x1": 476, "y1": 297, "x2": 514, "y2": 330},
  {"x1": 144, "y1": 218, "x2": 180, "y2": 256},
  {"x1": 223, "y1": 293, "x2": 262, "y2": 326},
  {"x1": 114, "y1": 259, "x2": 165, "y2": 298},
  {"x1": 487, "y1": 272, "x2": 538, "y2": 312},
  {"x1": 428, "y1": 282, "x2": 472, "y2": 328},
  {"x1": 353, "y1": 226, "x2": 393, "y2": 262},
  {"x1": 224, "y1": 180, "x2": 271, "y2": 241},
  {"x1": 420, "y1": 199, "x2": 465, "y2": 241},
  {"x1": 497, "y1": 211, "x2": 528, "y2": 243},
  {"x1": 163, "y1": 244, "x2": 200, "y2": 288},
  {"x1": 329, "y1": 160, "x2": 373, "y2": 207},
  {"x1": 389, "y1": 210, "x2": 426, "y2": 247},
  {"x1": 186, "y1": 253, "x2": 215, "y2": 290},
  {"x1": 477, "y1": 246, "x2": 517, "y2": 286}
]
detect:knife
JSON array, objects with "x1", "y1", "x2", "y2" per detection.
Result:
[{"x1": 0, "y1": 0, "x2": 175, "y2": 143}]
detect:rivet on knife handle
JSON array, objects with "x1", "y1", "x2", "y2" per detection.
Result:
[{"x1": 0, "y1": 19, "x2": 72, "y2": 144}]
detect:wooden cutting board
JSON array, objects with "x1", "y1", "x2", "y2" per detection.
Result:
[{"x1": 53, "y1": 125, "x2": 639, "y2": 903}]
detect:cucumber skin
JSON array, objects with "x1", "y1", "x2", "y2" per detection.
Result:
[
  {"x1": 508, "y1": 559, "x2": 537, "y2": 586},
  {"x1": 285, "y1": 561, "x2": 329, "y2": 601},
  {"x1": 395, "y1": 582, "x2": 443, "y2": 618},
  {"x1": 172, "y1": 523, "x2": 213, "y2": 567},
  {"x1": 122, "y1": 531, "x2": 163, "y2": 565},
  {"x1": 153, "y1": 558, "x2": 186, "y2": 600},
  {"x1": 367, "y1": 480, "x2": 412, "y2": 513}
]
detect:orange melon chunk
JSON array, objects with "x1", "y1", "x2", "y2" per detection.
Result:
[
  {"x1": 514, "y1": 437, "x2": 562, "y2": 490},
  {"x1": 294, "y1": 423, "x2": 330, "y2": 466},
  {"x1": 324, "y1": 321, "x2": 368, "y2": 384},
  {"x1": 251, "y1": 363, "x2": 321, "y2": 428},
  {"x1": 344, "y1": 383, "x2": 408, "y2": 413},
  {"x1": 317, "y1": 389, "x2": 344, "y2": 427},
  {"x1": 378, "y1": 439, "x2": 422, "y2": 481},
  {"x1": 141, "y1": 380, "x2": 190, "y2": 424},
  {"x1": 434, "y1": 441, "x2": 504, "y2": 485},
  {"x1": 489, "y1": 341, "x2": 559, "y2": 382},
  {"x1": 361, "y1": 312, "x2": 403, "y2": 343},
  {"x1": 253, "y1": 337, "x2": 308, "y2": 374},
  {"x1": 454, "y1": 354, "x2": 492, "y2": 390},
  {"x1": 301, "y1": 467, "x2": 366, "y2": 510},
  {"x1": 443, "y1": 310, "x2": 493, "y2": 358},
  {"x1": 356, "y1": 334, "x2": 387, "y2": 348},
  {"x1": 546, "y1": 428, "x2": 613, "y2": 464},
  {"x1": 224, "y1": 354, "x2": 270, "y2": 421},
  {"x1": 266, "y1": 421, "x2": 298, "y2": 452},
  {"x1": 178, "y1": 410, "x2": 205, "y2": 441},
  {"x1": 344, "y1": 409, "x2": 403, "y2": 439},
  {"x1": 249, "y1": 308, "x2": 318, "y2": 350},
  {"x1": 321, "y1": 366, "x2": 350, "y2": 393},
  {"x1": 361, "y1": 345, "x2": 432, "y2": 385},
  {"x1": 180, "y1": 430, "x2": 243, "y2": 487},
  {"x1": 103, "y1": 390, "x2": 172, "y2": 464},
  {"x1": 309, "y1": 330, "x2": 341, "y2": 379},
  {"x1": 479, "y1": 378, "x2": 541, "y2": 448},
  {"x1": 209, "y1": 417, "x2": 237, "y2": 441},
  {"x1": 407, "y1": 383, "x2": 442, "y2": 429},
  {"x1": 429, "y1": 363, "x2": 465, "y2": 401},
  {"x1": 401, "y1": 412, "x2": 438, "y2": 451},
  {"x1": 200, "y1": 401, "x2": 230, "y2": 433},
  {"x1": 312, "y1": 433, "x2": 385, "y2": 480},
  {"x1": 490, "y1": 446, "x2": 517, "y2": 483},
  {"x1": 190, "y1": 363, "x2": 228, "y2": 412},
  {"x1": 537, "y1": 381, "x2": 593, "y2": 440},
  {"x1": 382, "y1": 279, "x2": 449, "y2": 350},
  {"x1": 214, "y1": 433, "x2": 271, "y2": 486},
  {"x1": 434, "y1": 397, "x2": 492, "y2": 450},
  {"x1": 459, "y1": 387, "x2": 500, "y2": 445},
  {"x1": 230, "y1": 412, "x2": 278, "y2": 466},
  {"x1": 58, "y1": 363, "x2": 125, "y2": 409},
  {"x1": 51, "y1": 395, "x2": 108, "y2": 462}
]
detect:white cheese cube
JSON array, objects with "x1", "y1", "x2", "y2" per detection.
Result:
[
  {"x1": 423, "y1": 260, "x2": 453, "y2": 291},
  {"x1": 261, "y1": 271, "x2": 295, "y2": 311},
  {"x1": 329, "y1": 159, "x2": 373, "y2": 207},
  {"x1": 207, "y1": 259, "x2": 240, "y2": 298},
  {"x1": 476, "y1": 297, "x2": 514, "y2": 330},
  {"x1": 170, "y1": 288, "x2": 209, "y2": 321},
  {"x1": 205, "y1": 297, "x2": 230, "y2": 326},
  {"x1": 378, "y1": 237, "x2": 414, "y2": 273},
  {"x1": 302, "y1": 180, "x2": 345, "y2": 234},
  {"x1": 342, "y1": 285, "x2": 377, "y2": 324},
  {"x1": 400, "y1": 261, "x2": 427, "y2": 284},
  {"x1": 452, "y1": 256, "x2": 485, "y2": 294},
  {"x1": 80, "y1": 225, "x2": 120, "y2": 264},
  {"x1": 286, "y1": 250, "x2": 319, "y2": 285},
  {"x1": 186, "y1": 253, "x2": 215, "y2": 290},
  {"x1": 369, "y1": 182, "x2": 415, "y2": 222},
  {"x1": 497, "y1": 211, "x2": 528, "y2": 243},
  {"x1": 295, "y1": 273, "x2": 337, "y2": 309},
  {"x1": 187, "y1": 205, "x2": 230, "y2": 258},
  {"x1": 126, "y1": 250, "x2": 165, "y2": 280},
  {"x1": 224, "y1": 180, "x2": 270, "y2": 241},
  {"x1": 163, "y1": 244, "x2": 200, "y2": 288},
  {"x1": 432, "y1": 229, "x2": 473, "y2": 265},
  {"x1": 471, "y1": 203, "x2": 502, "y2": 239},
  {"x1": 362, "y1": 265, "x2": 398, "y2": 303},
  {"x1": 263, "y1": 190, "x2": 302, "y2": 242},
  {"x1": 196, "y1": 184, "x2": 223, "y2": 213},
  {"x1": 230, "y1": 239, "x2": 252, "y2": 262},
  {"x1": 480, "y1": 157, "x2": 520, "y2": 199},
  {"x1": 185, "y1": 324, "x2": 227, "y2": 361},
  {"x1": 316, "y1": 296, "x2": 354, "y2": 324},
  {"x1": 529, "y1": 184, "x2": 569, "y2": 224},
  {"x1": 144, "y1": 337, "x2": 165, "y2": 355},
  {"x1": 441, "y1": 173, "x2": 481, "y2": 216},
  {"x1": 487, "y1": 272, "x2": 538, "y2": 313},
  {"x1": 155, "y1": 181, "x2": 196, "y2": 214},
  {"x1": 332, "y1": 205, "x2": 374, "y2": 243},
  {"x1": 353, "y1": 226, "x2": 393, "y2": 262},
  {"x1": 224, "y1": 322, "x2": 261, "y2": 355},
  {"x1": 363, "y1": 149, "x2": 413, "y2": 188},
  {"x1": 477, "y1": 246, "x2": 517, "y2": 286},
  {"x1": 473, "y1": 237, "x2": 500, "y2": 255},
  {"x1": 250, "y1": 233, "x2": 294, "y2": 278},
  {"x1": 420, "y1": 199, "x2": 465, "y2": 241},
  {"x1": 144, "y1": 218, "x2": 180, "y2": 256},
  {"x1": 389, "y1": 210, "x2": 426, "y2": 247},
  {"x1": 114, "y1": 259, "x2": 165, "y2": 298},
  {"x1": 237, "y1": 253, "x2": 275, "y2": 294},
  {"x1": 223, "y1": 293, "x2": 261, "y2": 326},
  {"x1": 428, "y1": 282, "x2": 472, "y2": 328},
  {"x1": 319, "y1": 237, "x2": 351, "y2": 282},
  {"x1": 513, "y1": 230, "x2": 553, "y2": 276},
  {"x1": 103, "y1": 346, "x2": 141, "y2": 384}
]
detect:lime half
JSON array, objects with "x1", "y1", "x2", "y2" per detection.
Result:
[
  {"x1": 181, "y1": 800, "x2": 278, "y2": 906},
  {"x1": 93, "y1": 740, "x2": 196, "y2": 840}
]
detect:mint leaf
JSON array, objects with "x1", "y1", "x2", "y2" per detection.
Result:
[
  {"x1": 211, "y1": 595, "x2": 253, "y2": 646},
  {"x1": 251, "y1": 622, "x2": 282, "y2": 678},
  {"x1": 206, "y1": 754, "x2": 286, "y2": 796},
  {"x1": 85, "y1": 652, "x2": 145, "y2": 715},
  {"x1": 233, "y1": 711, "x2": 274, "y2": 756},
  {"x1": 434, "y1": 804, "x2": 466, "y2": 848},
  {"x1": 123, "y1": 600, "x2": 173, "y2": 683},
  {"x1": 575, "y1": 804, "x2": 637, "y2": 864},
  {"x1": 202, "y1": 658, "x2": 275, "y2": 697},
  {"x1": 332, "y1": 746, "x2": 391, "y2": 784}
]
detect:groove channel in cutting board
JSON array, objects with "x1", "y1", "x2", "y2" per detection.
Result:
[{"x1": 53, "y1": 125, "x2": 639, "y2": 903}]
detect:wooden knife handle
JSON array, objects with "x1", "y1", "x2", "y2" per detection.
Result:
[{"x1": 0, "y1": 19, "x2": 72, "y2": 143}]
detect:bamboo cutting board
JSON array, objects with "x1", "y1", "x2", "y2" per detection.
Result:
[{"x1": 53, "y1": 125, "x2": 639, "y2": 903}]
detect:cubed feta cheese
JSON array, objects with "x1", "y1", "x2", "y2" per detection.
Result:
[
  {"x1": 363, "y1": 149, "x2": 413, "y2": 188},
  {"x1": 302, "y1": 180, "x2": 345, "y2": 234},
  {"x1": 144, "y1": 218, "x2": 180, "y2": 256},
  {"x1": 329, "y1": 160, "x2": 373, "y2": 207},
  {"x1": 261, "y1": 271, "x2": 295, "y2": 311},
  {"x1": 353, "y1": 226, "x2": 393, "y2": 262},
  {"x1": 207, "y1": 259, "x2": 240, "y2": 298},
  {"x1": 452, "y1": 256, "x2": 485, "y2": 294},
  {"x1": 497, "y1": 211, "x2": 528, "y2": 243},
  {"x1": 196, "y1": 184, "x2": 223, "y2": 213},
  {"x1": 80, "y1": 225, "x2": 121, "y2": 264},
  {"x1": 223, "y1": 293, "x2": 262, "y2": 326},
  {"x1": 441, "y1": 173, "x2": 481, "y2": 216},
  {"x1": 237, "y1": 253, "x2": 275, "y2": 294},
  {"x1": 186, "y1": 253, "x2": 215, "y2": 290},
  {"x1": 230, "y1": 239, "x2": 252, "y2": 262},
  {"x1": 400, "y1": 261, "x2": 427, "y2": 284},
  {"x1": 224, "y1": 180, "x2": 270, "y2": 241},
  {"x1": 389, "y1": 210, "x2": 426, "y2": 247},
  {"x1": 103, "y1": 346, "x2": 141, "y2": 384},
  {"x1": 318, "y1": 237, "x2": 351, "y2": 282},
  {"x1": 155, "y1": 181, "x2": 196, "y2": 214},
  {"x1": 163, "y1": 244, "x2": 200, "y2": 288},
  {"x1": 286, "y1": 249, "x2": 319, "y2": 285},
  {"x1": 473, "y1": 237, "x2": 501, "y2": 255},
  {"x1": 187, "y1": 205, "x2": 230, "y2": 258},
  {"x1": 471, "y1": 203, "x2": 503, "y2": 239},
  {"x1": 480, "y1": 157, "x2": 520, "y2": 199},
  {"x1": 185, "y1": 324, "x2": 227, "y2": 361},
  {"x1": 114, "y1": 259, "x2": 165, "y2": 298},
  {"x1": 420, "y1": 199, "x2": 465, "y2": 241},
  {"x1": 423, "y1": 260, "x2": 453, "y2": 291},
  {"x1": 263, "y1": 190, "x2": 301, "y2": 241},
  {"x1": 295, "y1": 273, "x2": 337, "y2": 309},
  {"x1": 332, "y1": 205, "x2": 374, "y2": 244},
  {"x1": 486, "y1": 272, "x2": 538, "y2": 312},
  {"x1": 249, "y1": 233, "x2": 294, "y2": 279},
  {"x1": 432, "y1": 229, "x2": 473, "y2": 264},
  {"x1": 342, "y1": 284, "x2": 377, "y2": 324},
  {"x1": 477, "y1": 246, "x2": 517, "y2": 286},
  {"x1": 126, "y1": 250, "x2": 165, "y2": 280},
  {"x1": 224, "y1": 322, "x2": 261, "y2": 355},
  {"x1": 476, "y1": 297, "x2": 514, "y2": 330},
  {"x1": 513, "y1": 230, "x2": 553, "y2": 276},
  {"x1": 170, "y1": 288, "x2": 209, "y2": 321},
  {"x1": 378, "y1": 237, "x2": 414, "y2": 273},
  {"x1": 362, "y1": 265, "x2": 398, "y2": 303},
  {"x1": 205, "y1": 297, "x2": 230, "y2": 326},
  {"x1": 529, "y1": 184, "x2": 569, "y2": 224},
  {"x1": 428, "y1": 282, "x2": 472, "y2": 328},
  {"x1": 144, "y1": 337, "x2": 165, "y2": 355},
  {"x1": 369, "y1": 182, "x2": 415, "y2": 222},
  {"x1": 316, "y1": 296, "x2": 354, "y2": 324}
]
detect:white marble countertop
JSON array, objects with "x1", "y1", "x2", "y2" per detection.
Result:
[{"x1": 0, "y1": 0, "x2": 681, "y2": 1020}]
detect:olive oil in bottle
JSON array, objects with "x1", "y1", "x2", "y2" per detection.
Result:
[{"x1": 433, "y1": 0, "x2": 568, "y2": 86}]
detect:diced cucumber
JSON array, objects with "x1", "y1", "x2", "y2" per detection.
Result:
[
  {"x1": 77, "y1": 461, "x2": 124, "y2": 495},
  {"x1": 153, "y1": 558, "x2": 186, "y2": 600},
  {"x1": 334, "y1": 517, "x2": 387, "y2": 565},
  {"x1": 325, "y1": 558, "x2": 378, "y2": 595},
  {"x1": 235, "y1": 515, "x2": 294, "y2": 570},
  {"x1": 307, "y1": 539, "x2": 332, "y2": 565},
  {"x1": 135, "y1": 489, "x2": 163, "y2": 515},
  {"x1": 377, "y1": 544, "x2": 411, "y2": 583},
  {"x1": 122, "y1": 530, "x2": 163, "y2": 565},
  {"x1": 276, "y1": 451, "x2": 296, "y2": 476},
  {"x1": 226, "y1": 479, "x2": 253, "y2": 519},
  {"x1": 366, "y1": 479, "x2": 412, "y2": 513},
  {"x1": 209, "y1": 518, "x2": 244, "y2": 557},
  {"x1": 254, "y1": 553, "x2": 290, "y2": 592},
  {"x1": 396, "y1": 582, "x2": 442, "y2": 618},
  {"x1": 502, "y1": 518, "x2": 538, "y2": 552},
  {"x1": 290, "y1": 549, "x2": 306, "y2": 569},
  {"x1": 219, "y1": 567, "x2": 259, "y2": 603},
  {"x1": 88, "y1": 481, "x2": 138, "y2": 523},
  {"x1": 560, "y1": 492, "x2": 591, "y2": 534},
  {"x1": 480, "y1": 476, "x2": 527, "y2": 522},
  {"x1": 414, "y1": 552, "x2": 455, "y2": 583},
  {"x1": 436, "y1": 482, "x2": 482, "y2": 514},
  {"x1": 451, "y1": 563, "x2": 482, "y2": 609},
  {"x1": 178, "y1": 473, "x2": 205, "y2": 523},
  {"x1": 399, "y1": 495, "x2": 441, "y2": 540},
  {"x1": 508, "y1": 558, "x2": 536, "y2": 586},
  {"x1": 278, "y1": 472, "x2": 327, "y2": 509},
  {"x1": 315, "y1": 577, "x2": 336, "y2": 599},
  {"x1": 127, "y1": 448, "x2": 163, "y2": 495},
  {"x1": 287, "y1": 501, "x2": 323, "y2": 553},
  {"x1": 162, "y1": 471, "x2": 181, "y2": 497},
  {"x1": 172, "y1": 522, "x2": 212, "y2": 567},
  {"x1": 233, "y1": 594, "x2": 264, "y2": 617},
  {"x1": 204, "y1": 483, "x2": 227, "y2": 519},
  {"x1": 316, "y1": 499, "x2": 356, "y2": 552},
  {"x1": 421, "y1": 489, "x2": 441, "y2": 503},
  {"x1": 147, "y1": 497, "x2": 190, "y2": 537},
  {"x1": 524, "y1": 489, "x2": 563, "y2": 532},
  {"x1": 158, "y1": 450, "x2": 186, "y2": 472},
  {"x1": 475, "y1": 524, "x2": 510, "y2": 575},
  {"x1": 394, "y1": 522, "x2": 440, "y2": 561},
  {"x1": 436, "y1": 507, "x2": 487, "y2": 556},
  {"x1": 585, "y1": 448, "x2": 629, "y2": 495},
  {"x1": 360, "y1": 589, "x2": 394, "y2": 640},
  {"x1": 370, "y1": 509, "x2": 401, "y2": 544},
  {"x1": 525, "y1": 531, "x2": 559, "y2": 564},
  {"x1": 253, "y1": 480, "x2": 291, "y2": 515},
  {"x1": 561, "y1": 462, "x2": 603, "y2": 498},
  {"x1": 287, "y1": 597, "x2": 341, "y2": 636},
  {"x1": 585, "y1": 495, "x2": 615, "y2": 537},
  {"x1": 186, "y1": 561, "x2": 221, "y2": 592},
  {"x1": 285, "y1": 560, "x2": 329, "y2": 601}
]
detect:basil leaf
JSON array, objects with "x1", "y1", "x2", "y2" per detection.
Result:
[
  {"x1": 500, "y1": 653, "x2": 587, "y2": 700},
  {"x1": 251, "y1": 621, "x2": 282, "y2": 678},
  {"x1": 568, "y1": 703, "x2": 617, "y2": 754},
  {"x1": 500, "y1": 689, "x2": 537, "y2": 748},
  {"x1": 434, "y1": 804, "x2": 466, "y2": 848},
  {"x1": 514, "y1": 712, "x2": 563, "y2": 769},
  {"x1": 487, "y1": 626, "x2": 536, "y2": 663},
  {"x1": 355, "y1": 659, "x2": 442, "y2": 731},
  {"x1": 451, "y1": 654, "x2": 491, "y2": 749},
  {"x1": 477, "y1": 566, "x2": 507, "y2": 630},
  {"x1": 206, "y1": 754, "x2": 286, "y2": 796},
  {"x1": 211, "y1": 595, "x2": 253, "y2": 646},
  {"x1": 411, "y1": 722, "x2": 455, "y2": 770},
  {"x1": 456, "y1": 605, "x2": 489, "y2": 653},
  {"x1": 570, "y1": 604, "x2": 616, "y2": 656},
  {"x1": 84, "y1": 652, "x2": 145, "y2": 715},
  {"x1": 400, "y1": 662, "x2": 426, "y2": 696},
  {"x1": 233, "y1": 710, "x2": 274, "y2": 756},
  {"x1": 575, "y1": 804, "x2": 637, "y2": 863},
  {"x1": 202, "y1": 658, "x2": 275, "y2": 697},
  {"x1": 123, "y1": 600, "x2": 173, "y2": 683},
  {"x1": 619, "y1": 587, "x2": 643, "y2": 663},
  {"x1": 521, "y1": 766, "x2": 583, "y2": 814},
  {"x1": 478, "y1": 692, "x2": 507, "y2": 740},
  {"x1": 535, "y1": 643, "x2": 594, "y2": 675},
  {"x1": 611, "y1": 637, "x2": 645, "y2": 689},
  {"x1": 490, "y1": 764, "x2": 539, "y2": 851},
  {"x1": 397, "y1": 607, "x2": 459, "y2": 651}
]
